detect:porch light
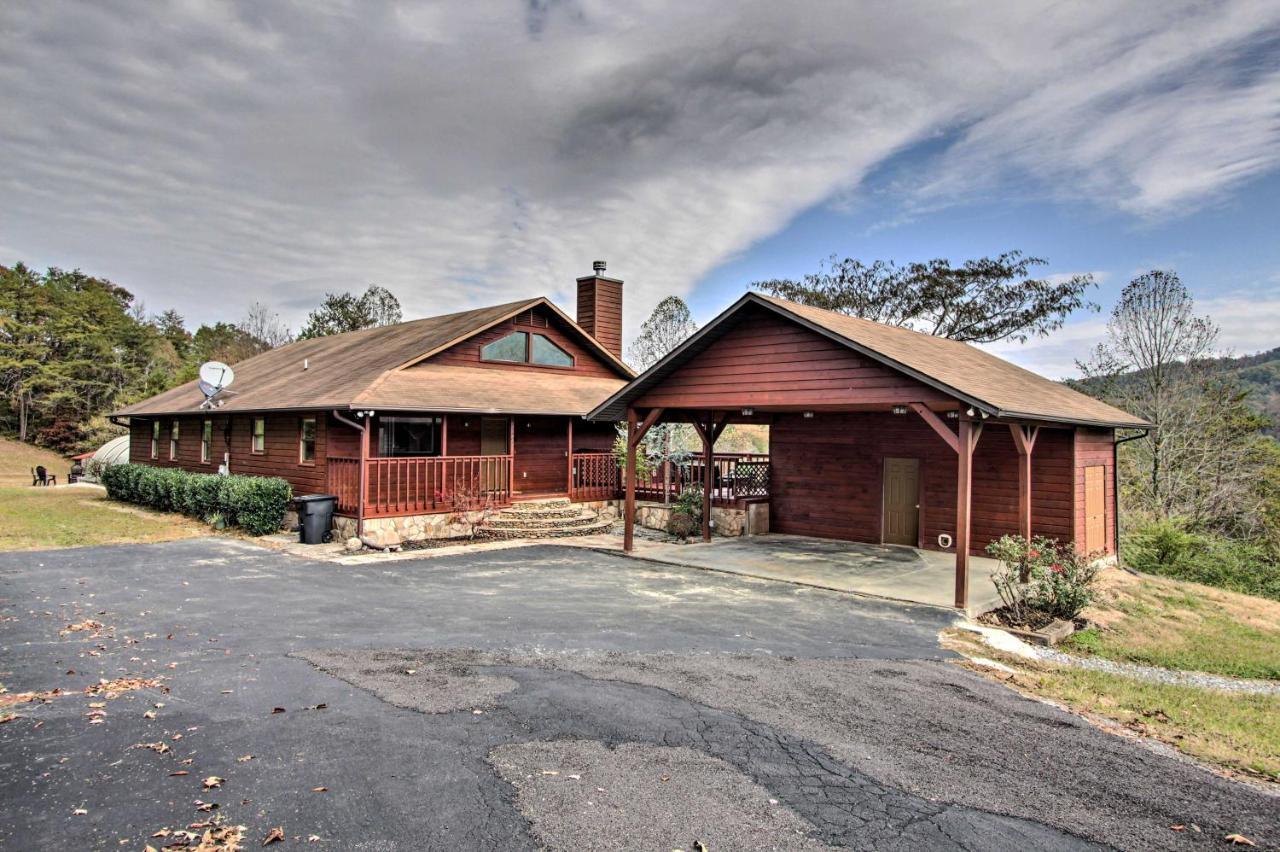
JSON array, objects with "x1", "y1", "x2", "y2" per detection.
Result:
[
  {"x1": 946, "y1": 410, "x2": 959, "y2": 419},
  {"x1": 741, "y1": 408, "x2": 754, "y2": 416},
  {"x1": 891, "y1": 405, "x2": 908, "y2": 415},
  {"x1": 966, "y1": 407, "x2": 975, "y2": 417},
  {"x1": 802, "y1": 411, "x2": 814, "y2": 419}
]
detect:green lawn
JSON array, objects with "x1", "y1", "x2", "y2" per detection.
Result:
[
  {"x1": 1060, "y1": 569, "x2": 1280, "y2": 680},
  {"x1": 1021, "y1": 665, "x2": 1280, "y2": 782},
  {"x1": 0, "y1": 486, "x2": 205, "y2": 551}
]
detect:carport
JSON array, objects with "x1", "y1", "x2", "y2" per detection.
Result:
[
  {"x1": 587, "y1": 293, "x2": 1149, "y2": 611},
  {"x1": 615, "y1": 534, "x2": 1005, "y2": 613}
]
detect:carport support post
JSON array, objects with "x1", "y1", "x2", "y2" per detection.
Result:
[
  {"x1": 1009, "y1": 423, "x2": 1039, "y2": 579},
  {"x1": 701, "y1": 417, "x2": 714, "y2": 542},
  {"x1": 954, "y1": 419, "x2": 981, "y2": 610},
  {"x1": 623, "y1": 407, "x2": 665, "y2": 553},
  {"x1": 624, "y1": 408, "x2": 638, "y2": 552}
]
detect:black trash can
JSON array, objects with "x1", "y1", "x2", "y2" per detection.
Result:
[{"x1": 294, "y1": 494, "x2": 337, "y2": 544}]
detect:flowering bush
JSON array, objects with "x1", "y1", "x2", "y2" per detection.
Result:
[{"x1": 986, "y1": 535, "x2": 1102, "y2": 626}]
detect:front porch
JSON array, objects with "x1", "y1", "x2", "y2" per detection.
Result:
[{"x1": 620, "y1": 533, "x2": 1004, "y2": 614}]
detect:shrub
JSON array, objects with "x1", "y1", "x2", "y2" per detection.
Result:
[
  {"x1": 987, "y1": 535, "x2": 1102, "y2": 626},
  {"x1": 672, "y1": 486, "x2": 703, "y2": 524},
  {"x1": 101, "y1": 463, "x2": 291, "y2": 536},
  {"x1": 1123, "y1": 519, "x2": 1280, "y2": 602},
  {"x1": 667, "y1": 511, "x2": 697, "y2": 540}
]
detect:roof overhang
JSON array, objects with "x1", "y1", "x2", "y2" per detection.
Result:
[{"x1": 587, "y1": 292, "x2": 1151, "y2": 429}]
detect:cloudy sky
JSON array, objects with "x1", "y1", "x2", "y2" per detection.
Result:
[{"x1": 3, "y1": 0, "x2": 1279, "y2": 377}]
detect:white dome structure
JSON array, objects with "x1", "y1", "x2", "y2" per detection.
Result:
[{"x1": 83, "y1": 434, "x2": 131, "y2": 482}]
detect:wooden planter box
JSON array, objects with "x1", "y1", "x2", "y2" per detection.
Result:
[{"x1": 1004, "y1": 618, "x2": 1077, "y2": 646}]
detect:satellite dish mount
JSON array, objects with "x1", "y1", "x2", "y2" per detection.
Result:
[{"x1": 197, "y1": 361, "x2": 236, "y2": 409}]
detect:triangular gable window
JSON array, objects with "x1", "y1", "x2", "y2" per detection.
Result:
[{"x1": 481, "y1": 331, "x2": 574, "y2": 367}]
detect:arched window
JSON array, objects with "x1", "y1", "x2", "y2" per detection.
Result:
[{"x1": 481, "y1": 331, "x2": 574, "y2": 367}]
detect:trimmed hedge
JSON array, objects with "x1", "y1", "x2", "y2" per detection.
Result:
[{"x1": 101, "y1": 464, "x2": 292, "y2": 536}]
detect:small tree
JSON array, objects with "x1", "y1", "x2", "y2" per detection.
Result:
[
  {"x1": 753, "y1": 251, "x2": 1096, "y2": 344},
  {"x1": 297, "y1": 285, "x2": 402, "y2": 339},
  {"x1": 626, "y1": 296, "x2": 699, "y2": 500}
]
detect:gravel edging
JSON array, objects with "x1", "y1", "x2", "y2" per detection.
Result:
[
  {"x1": 1036, "y1": 648, "x2": 1280, "y2": 695},
  {"x1": 960, "y1": 623, "x2": 1280, "y2": 695}
]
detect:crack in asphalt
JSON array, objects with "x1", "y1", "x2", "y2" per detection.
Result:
[{"x1": 302, "y1": 650, "x2": 1102, "y2": 850}]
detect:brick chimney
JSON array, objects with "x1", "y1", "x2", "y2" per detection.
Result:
[{"x1": 576, "y1": 260, "x2": 623, "y2": 359}]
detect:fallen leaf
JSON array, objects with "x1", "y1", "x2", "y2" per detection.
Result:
[
  {"x1": 308, "y1": 836, "x2": 321, "y2": 843},
  {"x1": 236, "y1": 755, "x2": 255, "y2": 763},
  {"x1": 194, "y1": 800, "x2": 219, "y2": 813},
  {"x1": 1226, "y1": 835, "x2": 1256, "y2": 847},
  {"x1": 143, "y1": 710, "x2": 156, "y2": 720},
  {"x1": 1171, "y1": 825, "x2": 1185, "y2": 832},
  {"x1": 170, "y1": 770, "x2": 190, "y2": 777},
  {"x1": 271, "y1": 707, "x2": 286, "y2": 714},
  {"x1": 311, "y1": 785, "x2": 327, "y2": 792},
  {"x1": 72, "y1": 808, "x2": 87, "y2": 815},
  {"x1": 263, "y1": 826, "x2": 285, "y2": 845},
  {"x1": 0, "y1": 713, "x2": 16, "y2": 724},
  {"x1": 203, "y1": 776, "x2": 225, "y2": 789}
]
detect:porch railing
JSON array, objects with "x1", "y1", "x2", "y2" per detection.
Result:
[
  {"x1": 569, "y1": 451, "x2": 620, "y2": 501},
  {"x1": 327, "y1": 455, "x2": 513, "y2": 517},
  {"x1": 570, "y1": 451, "x2": 770, "y2": 505}
]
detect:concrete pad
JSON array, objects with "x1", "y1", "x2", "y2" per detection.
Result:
[{"x1": 595, "y1": 533, "x2": 1004, "y2": 615}]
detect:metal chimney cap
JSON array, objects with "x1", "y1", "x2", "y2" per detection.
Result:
[{"x1": 592, "y1": 260, "x2": 607, "y2": 274}]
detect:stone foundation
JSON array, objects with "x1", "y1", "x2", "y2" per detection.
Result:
[
  {"x1": 333, "y1": 499, "x2": 621, "y2": 544},
  {"x1": 632, "y1": 500, "x2": 769, "y2": 537}
]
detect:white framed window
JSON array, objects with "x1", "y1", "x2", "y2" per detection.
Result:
[
  {"x1": 299, "y1": 417, "x2": 316, "y2": 464},
  {"x1": 201, "y1": 419, "x2": 213, "y2": 464},
  {"x1": 251, "y1": 417, "x2": 266, "y2": 454},
  {"x1": 151, "y1": 421, "x2": 160, "y2": 459},
  {"x1": 169, "y1": 420, "x2": 180, "y2": 460}
]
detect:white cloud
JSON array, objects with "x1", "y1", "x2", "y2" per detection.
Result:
[
  {"x1": 1, "y1": 1, "x2": 1278, "y2": 336},
  {"x1": 983, "y1": 286, "x2": 1280, "y2": 379}
]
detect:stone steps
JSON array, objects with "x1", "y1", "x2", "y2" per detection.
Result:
[
  {"x1": 477, "y1": 500, "x2": 613, "y2": 540},
  {"x1": 477, "y1": 517, "x2": 616, "y2": 540},
  {"x1": 482, "y1": 511, "x2": 600, "y2": 530}
]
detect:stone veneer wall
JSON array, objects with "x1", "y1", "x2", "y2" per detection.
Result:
[
  {"x1": 333, "y1": 500, "x2": 622, "y2": 545},
  {"x1": 632, "y1": 501, "x2": 768, "y2": 537}
]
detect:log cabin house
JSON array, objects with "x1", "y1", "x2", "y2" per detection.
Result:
[
  {"x1": 112, "y1": 265, "x2": 635, "y2": 539},
  {"x1": 587, "y1": 292, "x2": 1150, "y2": 609}
]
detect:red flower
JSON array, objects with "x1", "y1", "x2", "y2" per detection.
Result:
[
  {"x1": 1051, "y1": 563, "x2": 1065, "y2": 574},
  {"x1": 1028, "y1": 549, "x2": 1040, "y2": 559}
]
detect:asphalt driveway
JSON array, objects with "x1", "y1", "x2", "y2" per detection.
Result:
[{"x1": 0, "y1": 538, "x2": 1275, "y2": 850}]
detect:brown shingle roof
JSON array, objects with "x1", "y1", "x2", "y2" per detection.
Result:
[
  {"x1": 114, "y1": 297, "x2": 632, "y2": 417},
  {"x1": 357, "y1": 365, "x2": 628, "y2": 416},
  {"x1": 590, "y1": 293, "x2": 1150, "y2": 429}
]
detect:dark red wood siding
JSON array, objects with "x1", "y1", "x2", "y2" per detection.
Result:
[
  {"x1": 128, "y1": 412, "x2": 359, "y2": 497},
  {"x1": 769, "y1": 412, "x2": 1077, "y2": 554},
  {"x1": 634, "y1": 305, "x2": 953, "y2": 410},
  {"x1": 576, "y1": 276, "x2": 624, "y2": 359},
  {"x1": 424, "y1": 306, "x2": 620, "y2": 378}
]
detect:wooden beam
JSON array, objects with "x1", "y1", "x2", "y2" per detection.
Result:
[
  {"x1": 908, "y1": 402, "x2": 960, "y2": 454},
  {"x1": 701, "y1": 415, "x2": 715, "y2": 541},
  {"x1": 1009, "y1": 424, "x2": 1038, "y2": 558},
  {"x1": 954, "y1": 418, "x2": 977, "y2": 610},
  {"x1": 624, "y1": 408, "x2": 637, "y2": 552},
  {"x1": 628, "y1": 407, "x2": 664, "y2": 449}
]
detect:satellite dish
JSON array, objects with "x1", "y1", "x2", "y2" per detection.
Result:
[{"x1": 197, "y1": 362, "x2": 235, "y2": 407}]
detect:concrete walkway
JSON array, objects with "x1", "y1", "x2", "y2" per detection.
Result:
[{"x1": 610, "y1": 533, "x2": 1004, "y2": 614}]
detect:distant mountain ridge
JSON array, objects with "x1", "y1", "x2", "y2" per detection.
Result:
[{"x1": 1069, "y1": 346, "x2": 1280, "y2": 438}]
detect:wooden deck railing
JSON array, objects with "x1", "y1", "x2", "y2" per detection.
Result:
[
  {"x1": 569, "y1": 451, "x2": 620, "y2": 501},
  {"x1": 327, "y1": 455, "x2": 513, "y2": 517},
  {"x1": 571, "y1": 451, "x2": 770, "y2": 505}
]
